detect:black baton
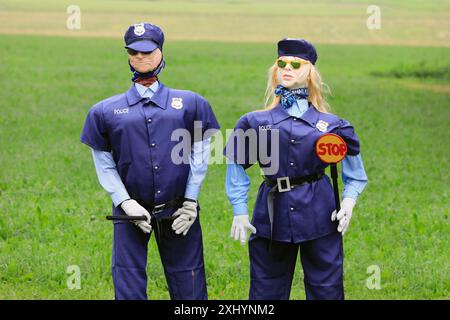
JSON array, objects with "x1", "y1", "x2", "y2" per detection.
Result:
[{"x1": 106, "y1": 215, "x2": 147, "y2": 221}]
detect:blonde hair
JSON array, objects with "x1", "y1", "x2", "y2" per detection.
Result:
[{"x1": 263, "y1": 62, "x2": 331, "y2": 113}]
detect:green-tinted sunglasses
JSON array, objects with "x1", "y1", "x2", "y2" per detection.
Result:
[{"x1": 276, "y1": 58, "x2": 309, "y2": 69}]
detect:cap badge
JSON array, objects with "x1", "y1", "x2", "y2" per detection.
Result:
[{"x1": 134, "y1": 23, "x2": 145, "y2": 36}]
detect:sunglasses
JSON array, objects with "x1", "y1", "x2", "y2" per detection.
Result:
[
  {"x1": 127, "y1": 48, "x2": 152, "y2": 56},
  {"x1": 276, "y1": 58, "x2": 309, "y2": 69}
]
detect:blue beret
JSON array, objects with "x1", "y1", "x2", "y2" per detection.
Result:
[
  {"x1": 124, "y1": 23, "x2": 165, "y2": 52},
  {"x1": 277, "y1": 38, "x2": 318, "y2": 65}
]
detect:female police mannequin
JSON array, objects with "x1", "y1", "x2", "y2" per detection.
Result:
[
  {"x1": 224, "y1": 38, "x2": 368, "y2": 300},
  {"x1": 80, "y1": 23, "x2": 220, "y2": 300}
]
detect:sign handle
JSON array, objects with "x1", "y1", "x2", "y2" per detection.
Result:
[{"x1": 330, "y1": 163, "x2": 341, "y2": 212}]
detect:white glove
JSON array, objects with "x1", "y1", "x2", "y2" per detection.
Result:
[
  {"x1": 230, "y1": 215, "x2": 257, "y2": 245},
  {"x1": 172, "y1": 200, "x2": 198, "y2": 236},
  {"x1": 120, "y1": 199, "x2": 152, "y2": 234},
  {"x1": 331, "y1": 197, "x2": 356, "y2": 235}
]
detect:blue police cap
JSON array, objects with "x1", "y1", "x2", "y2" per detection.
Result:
[
  {"x1": 124, "y1": 23, "x2": 165, "y2": 52},
  {"x1": 277, "y1": 38, "x2": 318, "y2": 65}
]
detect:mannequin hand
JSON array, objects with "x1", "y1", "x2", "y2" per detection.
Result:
[
  {"x1": 230, "y1": 215, "x2": 257, "y2": 245},
  {"x1": 121, "y1": 199, "x2": 152, "y2": 234},
  {"x1": 172, "y1": 200, "x2": 198, "y2": 236},
  {"x1": 331, "y1": 198, "x2": 356, "y2": 235}
]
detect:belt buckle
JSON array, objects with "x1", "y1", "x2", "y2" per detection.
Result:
[
  {"x1": 152, "y1": 204, "x2": 166, "y2": 215},
  {"x1": 276, "y1": 177, "x2": 291, "y2": 192}
]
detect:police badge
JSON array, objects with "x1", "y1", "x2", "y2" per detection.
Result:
[
  {"x1": 134, "y1": 23, "x2": 145, "y2": 36},
  {"x1": 171, "y1": 98, "x2": 183, "y2": 109},
  {"x1": 316, "y1": 120, "x2": 329, "y2": 132}
]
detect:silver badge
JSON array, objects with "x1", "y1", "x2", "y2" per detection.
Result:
[
  {"x1": 316, "y1": 120, "x2": 329, "y2": 132},
  {"x1": 171, "y1": 97, "x2": 183, "y2": 109},
  {"x1": 134, "y1": 23, "x2": 145, "y2": 36}
]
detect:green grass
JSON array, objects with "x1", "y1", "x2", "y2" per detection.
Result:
[
  {"x1": 1, "y1": 0, "x2": 450, "y2": 299},
  {"x1": 0, "y1": 0, "x2": 446, "y2": 15},
  {"x1": 1, "y1": 0, "x2": 449, "y2": 46},
  {"x1": 0, "y1": 34, "x2": 448, "y2": 299}
]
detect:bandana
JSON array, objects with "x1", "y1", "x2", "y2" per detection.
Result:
[
  {"x1": 134, "y1": 76, "x2": 158, "y2": 87},
  {"x1": 129, "y1": 58, "x2": 165, "y2": 82},
  {"x1": 274, "y1": 85, "x2": 309, "y2": 110}
]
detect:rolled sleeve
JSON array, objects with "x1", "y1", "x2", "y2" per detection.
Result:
[
  {"x1": 337, "y1": 118, "x2": 360, "y2": 156},
  {"x1": 194, "y1": 94, "x2": 220, "y2": 141},
  {"x1": 223, "y1": 114, "x2": 257, "y2": 170},
  {"x1": 80, "y1": 103, "x2": 111, "y2": 152}
]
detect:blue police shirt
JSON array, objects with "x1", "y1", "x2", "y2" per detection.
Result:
[
  {"x1": 226, "y1": 99, "x2": 368, "y2": 215},
  {"x1": 223, "y1": 101, "x2": 364, "y2": 243},
  {"x1": 81, "y1": 82, "x2": 220, "y2": 217},
  {"x1": 89, "y1": 82, "x2": 213, "y2": 207}
]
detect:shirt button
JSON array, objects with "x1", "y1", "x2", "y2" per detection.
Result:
[
  {"x1": 154, "y1": 165, "x2": 159, "y2": 170},
  {"x1": 290, "y1": 207, "x2": 294, "y2": 211},
  {"x1": 293, "y1": 118, "x2": 297, "y2": 121},
  {"x1": 151, "y1": 143, "x2": 156, "y2": 147},
  {"x1": 290, "y1": 162, "x2": 294, "y2": 166},
  {"x1": 156, "y1": 190, "x2": 161, "y2": 194},
  {"x1": 148, "y1": 118, "x2": 152, "y2": 123},
  {"x1": 290, "y1": 139, "x2": 295, "y2": 143}
]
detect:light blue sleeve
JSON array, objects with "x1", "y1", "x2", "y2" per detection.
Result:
[
  {"x1": 225, "y1": 162, "x2": 251, "y2": 216},
  {"x1": 90, "y1": 148, "x2": 130, "y2": 207},
  {"x1": 184, "y1": 137, "x2": 212, "y2": 201},
  {"x1": 342, "y1": 154, "x2": 368, "y2": 202}
]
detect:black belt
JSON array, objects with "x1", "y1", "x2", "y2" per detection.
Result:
[
  {"x1": 137, "y1": 196, "x2": 185, "y2": 216},
  {"x1": 264, "y1": 172, "x2": 324, "y2": 253},
  {"x1": 139, "y1": 196, "x2": 184, "y2": 243},
  {"x1": 107, "y1": 196, "x2": 185, "y2": 243},
  {"x1": 263, "y1": 172, "x2": 325, "y2": 190}
]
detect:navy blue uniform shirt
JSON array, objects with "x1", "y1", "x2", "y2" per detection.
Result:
[
  {"x1": 224, "y1": 103, "x2": 360, "y2": 242},
  {"x1": 81, "y1": 83, "x2": 220, "y2": 216}
]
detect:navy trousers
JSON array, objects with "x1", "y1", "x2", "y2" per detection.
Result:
[
  {"x1": 111, "y1": 211, "x2": 207, "y2": 300},
  {"x1": 249, "y1": 231, "x2": 344, "y2": 300}
]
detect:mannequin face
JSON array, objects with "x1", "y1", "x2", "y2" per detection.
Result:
[
  {"x1": 276, "y1": 56, "x2": 311, "y2": 89},
  {"x1": 128, "y1": 48, "x2": 162, "y2": 73}
]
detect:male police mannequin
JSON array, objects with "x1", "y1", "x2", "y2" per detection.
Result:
[{"x1": 80, "y1": 23, "x2": 220, "y2": 300}]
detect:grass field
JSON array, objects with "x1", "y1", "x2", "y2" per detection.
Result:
[
  {"x1": 0, "y1": 0, "x2": 449, "y2": 299},
  {"x1": 1, "y1": 0, "x2": 449, "y2": 46}
]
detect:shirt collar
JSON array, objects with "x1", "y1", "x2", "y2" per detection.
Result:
[
  {"x1": 134, "y1": 81, "x2": 159, "y2": 98},
  {"x1": 271, "y1": 102, "x2": 319, "y2": 127},
  {"x1": 126, "y1": 82, "x2": 169, "y2": 109}
]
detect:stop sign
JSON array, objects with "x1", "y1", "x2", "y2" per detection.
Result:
[{"x1": 315, "y1": 133, "x2": 347, "y2": 164}]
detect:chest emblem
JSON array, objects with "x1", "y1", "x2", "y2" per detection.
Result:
[
  {"x1": 171, "y1": 97, "x2": 183, "y2": 109},
  {"x1": 259, "y1": 124, "x2": 271, "y2": 131},
  {"x1": 134, "y1": 23, "x2": 145, "y2": 36},
  {"x1": 114, "y1": 108, "x2": 129, "y2": 115},
  {"x1": 316, "y1": 120, "x2": 329, "y2": 132}
]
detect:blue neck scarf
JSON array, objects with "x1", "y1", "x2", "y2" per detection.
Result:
[
  {"x1": 274, "y1": 85, "x2": 309, "y2": 110},
  {"x1": 129, "y1": 58, "x2": 166, "y2": 82}
]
